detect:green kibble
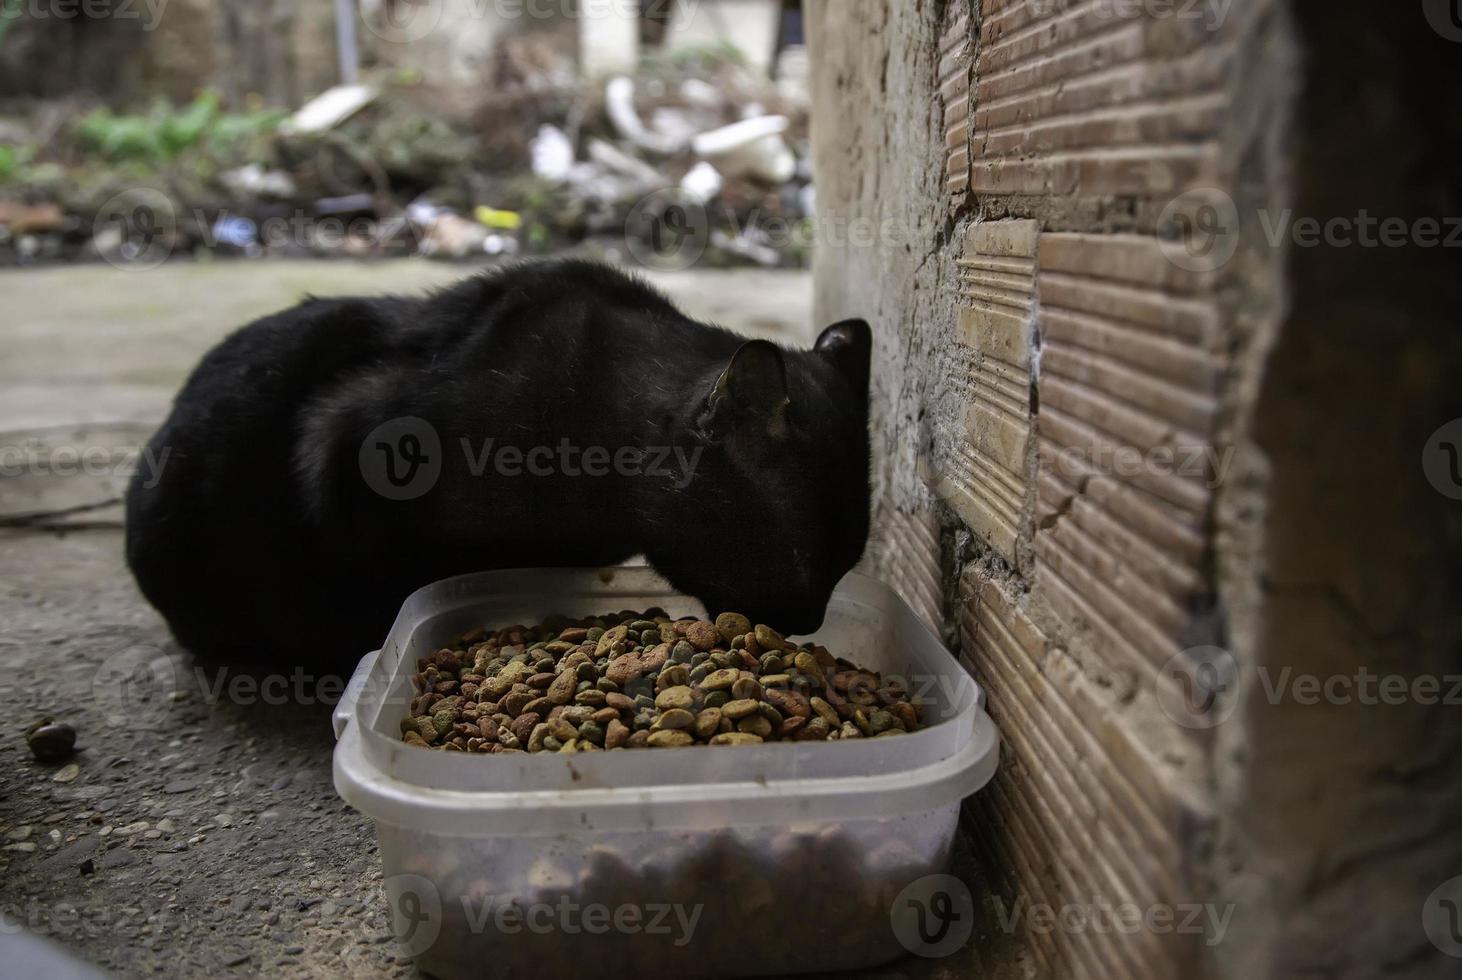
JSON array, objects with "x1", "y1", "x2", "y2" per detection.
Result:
[
  {"x1": 543, "y1": 735, "x2": 563, "y2": 751},
  {"x1": 586, "y1": 627, "x2": 605, "y2": 642},
  {"x1": 704, "y1": 690, "x2": 729, "y2": 709}
]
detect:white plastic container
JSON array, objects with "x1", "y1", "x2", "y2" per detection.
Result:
[{"x1": 333, "y1": 568, "x2": 1000, "y2": 978}]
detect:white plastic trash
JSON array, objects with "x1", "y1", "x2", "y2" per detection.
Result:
[{"x1": 333, "y1": 567, "x2": 1000, "y2": 979}]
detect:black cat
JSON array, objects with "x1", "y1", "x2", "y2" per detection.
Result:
[{"x1": 125, "y1": 260, "x2": 872, "y2": 667}]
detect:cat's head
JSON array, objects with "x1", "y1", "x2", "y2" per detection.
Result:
[{"x1": 653, "y1": 319, "x2": 873, "y2": 637}]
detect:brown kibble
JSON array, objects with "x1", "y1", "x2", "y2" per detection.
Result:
[
  {"x1": 714, "y1": 612, "x2": 751, "y2": 644},
  {"x1": 595, "y1": 624, "x2": 629, "y2": 657},
  {"x1": 693, "y1": 707, "x2": 722, "y2": 739},
  {"x1": 655, "y1": 708, "x2": 696, "y2": 730},
  {"x1": 700, "y1": 668, "x2": 740, "y2": 690},
  {"x1": 500, "y1": 691, "x2": 535, "y2": 717},
  {"x1": 684, "y1": 621, "x2": 720, "y2": 651},
  {"x1": 654, "y1": 685, "x2": 694, "y2": 712},
  {"x1": 765, "y1": 687, "x2": 811, "y2": 719},
  {"x1": 605, "y1": 718, "x2": 630, "y2": 749},
  {"x1": 810, "y1": 697, "x2": 840, "y2": 726},
  {"x1": 510, "y1": 712, "x2": 541, "y2": 745},
  {"x1": 893, "y1": 701, "x2": 920, "y2": 731},
  {"x1": 737, "y1": 715, "x2": 773, "y2": 738},
  {"x1": 753, "y1": 624, "x2": 786, "y2": 651},
  {"x1": 779, "y1": 715, "x2": 806, "y2": 737},
  {"x1": 605, "y1": 643, "x2": 669, "y2": 686},
  {"x1": 722, "y1": 698, "x2": 761, "y2": 721},
  {"x1": 547, "y1": 668, "x2": 577, "y2": 705},
  {"x1": 796, "y1": 716, "x2": 831, "y2": 740},
  {"x1": 709, "y1": 732, "x2": 763, "y2": 746},
  {"x1": 647, "y1": 729, "x2": 694, "y2": 748}
]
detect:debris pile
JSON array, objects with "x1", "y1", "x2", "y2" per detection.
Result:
[{"x1": 0, "y1": 46, "x2": 814, "y2": 270}]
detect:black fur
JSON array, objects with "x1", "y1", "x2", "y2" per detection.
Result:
[{"x1": 125, "y1": 260, "x2": 872, "y2": 666}]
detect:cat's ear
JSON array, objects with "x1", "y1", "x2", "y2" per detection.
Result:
[
  {"x1": 815, "y1": 318, "x2": 871, "y2": 399},
  {"x1": 696, "y1": 340, "x2": 791, "y2": 441}
]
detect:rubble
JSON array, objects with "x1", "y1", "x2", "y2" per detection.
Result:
[{"x1": 0, "y1": 43, "x2": 814, "y2": 270}]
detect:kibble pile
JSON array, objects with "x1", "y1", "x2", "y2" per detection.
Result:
[{"x1": 400, "y1": 610, "x2": 923, "y2": 752}]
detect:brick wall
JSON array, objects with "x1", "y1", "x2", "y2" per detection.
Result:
[{"x1": 809, "y1": 0, "x2": 1462, "y2": 977}]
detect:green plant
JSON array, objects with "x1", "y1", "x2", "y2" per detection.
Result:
[
  {"x1": 0, "y1": 142, "x2": 36, "y2": 183},
  {"x1": 73, "y1": 90, "x2": 283, "y2": 166}
]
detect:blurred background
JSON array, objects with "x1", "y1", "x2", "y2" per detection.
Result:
[{"x1": 0, "y1": 0, "x2": 813, "y2": 269}]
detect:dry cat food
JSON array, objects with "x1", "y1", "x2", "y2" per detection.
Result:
[{"x1": 400, "y1": 610, "x2": 923, "y2": 752}]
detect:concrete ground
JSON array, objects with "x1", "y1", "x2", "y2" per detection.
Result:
[{"x1": 0, "y1": 259, "x2": 822, "y2": 978}]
